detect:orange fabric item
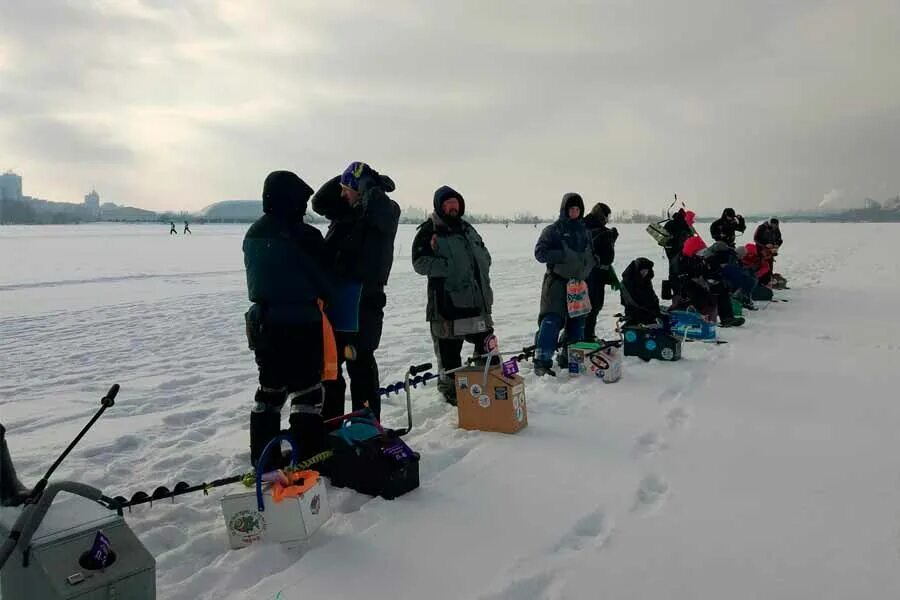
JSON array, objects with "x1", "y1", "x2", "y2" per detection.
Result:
[
  {"x1": 270, "y1": 470, "x2": 320, "y2": 503},
  {"x1": 318, "y1": 300, "x2": 338, "y2": 381}
]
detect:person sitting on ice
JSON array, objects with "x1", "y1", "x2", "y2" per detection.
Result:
[
  {"x1": 243, "y1": 171, "x2": 336, "y2": 469},
  {"x1": 736, "y1": 242, "x2": 776, "y2": 301},
  {"x1": 672, "y1": 236, "x2": 744, "y2": 327},
  {"x1": 619, "y1": 257, "x2": 665, "y2": 326},
  {"x1": 412, "y1": 185, "x2": 496, "y2": 405},
  {"x1": 532, "y1": 193, "x2": 596, "y2": 377},
  {"x1": 753, "y1": 218, "x2": 788, "y2": 289},
  {"x1": 704, "y1": 240, "x2": 759, "y2": 310}
]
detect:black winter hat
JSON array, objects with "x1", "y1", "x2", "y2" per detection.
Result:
[
  {"x1": 262, "y1": 171, "x2": 314, "y2": 217},
  {"x1": 723, "y1": 207, "x2": 737, "y2": 219},
  {"x1": 591, "y1": 202, "x2": 611, "y2": 218}
]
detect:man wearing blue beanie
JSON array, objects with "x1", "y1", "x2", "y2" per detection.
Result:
[{"x1": 312, "y1": 162, "x2": 401, "y2": 419}]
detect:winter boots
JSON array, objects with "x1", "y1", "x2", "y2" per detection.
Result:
[
  {"x1": 720, "y1": 316, "x2": 746, "y2": 328},
  {"x1": 289, "y1": 412, "x2": 329, "y2": 463},
  {"x1": 250, "y1": 409, "x2": 283, "y2": 470},
  {"x1": 532, "y1": 359, "x2": 556, "y2": 377},
  {"x1": 437, "y1": 377, "x2": 458, "y2": 406}
]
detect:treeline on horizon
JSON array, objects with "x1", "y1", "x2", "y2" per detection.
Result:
[{"x1": 4, "y1": 196, "x2": 900, "y2": 226}]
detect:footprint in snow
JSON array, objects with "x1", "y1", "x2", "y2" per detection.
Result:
[
  {"x1": 553, "y1": 508, "x2": 612, "y2": 554},
  {"x1": 633, "y1": 431, "x2": 666, "y2": 457},
  {"x1": 666, "y1": 406, "x2": 691, "y2": 430},
  {"x1": 633, "y1": 474, "x2": 670, "y2": 515},
  {"x1": 479, "y1": 571, "x2": 565, "y2": 600}
]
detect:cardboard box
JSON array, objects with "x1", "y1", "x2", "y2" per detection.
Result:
[
  {"x1": 220, "y1": 474, "x2": 331, "y2": 550},
  {"x1": 455, "y1": 366, "x2": 527, "y2": 434}
]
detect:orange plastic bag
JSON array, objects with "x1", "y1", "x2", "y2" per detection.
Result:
[
  {"x1": 270, "y1": 470, "x2": 320, "y2": 503},
  {"x1": 318, "y1": 300, "x2": 338, "y2": 381}
]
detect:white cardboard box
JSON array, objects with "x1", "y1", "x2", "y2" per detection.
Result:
[{"x1": 220, "y1": 475, "x2": 331, "y2": 550}]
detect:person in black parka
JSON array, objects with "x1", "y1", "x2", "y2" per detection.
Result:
[
  {"x1": 243, "y1": 170, "x2": 335, "y2": 468},
  {"x1": 710, "y1": 207, "x2": 746, "y2": 247},
  {"x1": 661, "y1": 208, "x2": 696, "y2": 293},
  {"x1": 312, "y1": 162, "x2": 401, "y2": 420},
  {"x1": 582, "y1": 202, "x2": 620, "y2": 341}
]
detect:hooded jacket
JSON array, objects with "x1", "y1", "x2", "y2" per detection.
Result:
[
  {"x1": 534, "y1": 193, "x2": 596, "y2": 321},
  {"x1": 710, "y1": 208, "x2": 746, "y2": 247},
  {"x1": 583, "y1": 203, "x2": 618, "y2": 267},
  {"x1": 311, "y1": 172, "x2": 401, "y2": 288},
  {"x1": 243, "y1": 173, "x2": 334, "y2": 325},
  {"x1": 736, "y1": 243, "x2": 772, "y2": 280},
  {"x1": 663, "y1": 209, "x2": 696, "y2": 259},
  {"x1": 412, "y1": 186, "x2": 493, "y2": 324},
  {"x1": 754, "y1": 220, "x2": 782, "y2": 247},
  {"x1": 620, "y1": 257, "x2": 661, "y2": 325}
]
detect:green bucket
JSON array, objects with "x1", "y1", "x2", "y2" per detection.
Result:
[{"x1": 731, "y1": 297, "x2": 743, "y2": 317}]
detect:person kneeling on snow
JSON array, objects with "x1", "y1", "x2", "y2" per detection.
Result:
[
  {"x1": 243, "y1": 171, "x2": 335, "y2": 470},
  {"x1": 705, "y1": 241, "x2": 758, "y2": 310},
  {"x1": 753, "y1": 218, "x2": 788, "y2": 289},
  {"x1": 619, "y1": 257, "x2": 665, "y2": 326},
  {"x1": 533, "y1": 193, "x2": 596, "y2": 376},
  {"x1": 673, "y1": 236, "x2": 744, "y2": 327},
  {"x1": 736, "y1": 242, "x2": 776, "y2": 301},
  {"x1": 412, "y1": 186, "x2": 496, "y2": 405}
]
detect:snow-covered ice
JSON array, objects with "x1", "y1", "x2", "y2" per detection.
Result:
[{"x1": 2, "y1": 221, "x2": 900, "y2": 599}]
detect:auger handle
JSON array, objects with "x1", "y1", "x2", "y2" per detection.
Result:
[
  {"x1": 408, "y1": 362, "x2": 432, "y2": 376},
  {"x1": 102, "y1": 384, "x2": 119, "y2": 407}
]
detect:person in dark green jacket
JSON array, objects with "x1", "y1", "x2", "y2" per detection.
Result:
[
  {"x1": 412, "y1": 186, "x2": 494, "y2": 404},
  {"x1": 243, "y1": 170, "x2": 334, "y2": 469}
]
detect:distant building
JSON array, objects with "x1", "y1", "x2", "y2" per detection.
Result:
[
  {"x1": 0, "y1": 170, "x2": 23, "y2": 202},
  {"x1": 84, "y1": 188, "x2": 100, "y2": 218},
  {"x1": 201, "y1": 200, "x2": 264, "y2": 220}
]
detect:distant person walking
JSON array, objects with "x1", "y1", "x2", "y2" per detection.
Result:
[
  {"x1": 184, "y1": 221, "x2": 192, "y2": 235},
  {"x1": 169, "y1": 221, "x2": 177, "y2": 235}
]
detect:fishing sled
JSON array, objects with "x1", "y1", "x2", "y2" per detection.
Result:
[
  {"x1": 668, "y1": 310, "x2": 718, "y2": 341},
  {"x1": 620, "y1": 324, "x2": 683, "y2": 362},
  {"x1": 323, "y1": 364, "x2": 425, "y2": 500}
]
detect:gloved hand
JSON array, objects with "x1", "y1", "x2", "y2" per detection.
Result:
[
  {"x1": 609, "y1": 267, "x2": 621, "y2": 291},
  {"x1": 610, "y1": 227, "x2": 619, "y2": 242},
  {"x1": 356, "y1": 165, "x2": 382, "y2": 195}
]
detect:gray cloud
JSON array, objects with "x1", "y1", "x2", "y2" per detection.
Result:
[{"x1": 1, "y1": 0, "x2": 898, "y2": 214}]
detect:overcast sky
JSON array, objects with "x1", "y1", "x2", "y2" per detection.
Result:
[{"x1": 1, "y1": 0, "x2": 899, "y2": 216}]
